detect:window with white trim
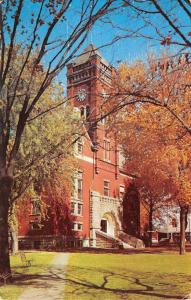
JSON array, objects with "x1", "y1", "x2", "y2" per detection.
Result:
[
  {"x1": 71, "y1": 202, "x2": 83, "y2": 216},
  {"x1": 119, "y1": 149, "x2": 126, "y2": 168},
  {"x1": 71, "y1": 202, "x2": 75, "y2": 214},
  {"x1": 104, "y1": 180, "x2": 110, "y2": 197},
  {"x1": 72, "y1": 171, "x2": 83, "y2": 200},
  {"x1": 77, "y1": 138, "x2": 83, "y2": 154},
  {"x1": 31, "y1": 198, "x2": 41, "y2": 215},
  {"x1": 77, "y1": 223, "x2": 83, "y2": 231},
  {"x1": 104, "y1": 140, "x2": 110, "y2": 161},
  {"x1": 80, "y1": 106, "x2": 90, "y2": 120},
  {"x1": 72, "y1": 222, "x2": 83, "y2": 231},
  {"x1": 119, "y1": 185, "x2": 125, "y2": 200},
  {"x1": 77, "y1": 177, "x2": 83, "y2": 200},
  {"x1": 78, "y1": 203, "x2": 83, "y2": 215}
]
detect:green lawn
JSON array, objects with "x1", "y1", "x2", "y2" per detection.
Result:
[
  {"x1": 0, "y1": 252, "x2": 55, "y2": 300},
  {"x1": 64, "y1": 252, "x2": 191, "y2": 300},
  {"x1": 1, "y1": 251, "x2": 191, "y2": 300}
]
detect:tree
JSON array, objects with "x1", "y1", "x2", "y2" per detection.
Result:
[
  {"x1": 121, "y1": 1, "x2": 191, "y2": 50},
  {"x1": 111, "y1": 106, "x2": 174, "y2": 246},
  {"x1": 16, "y1": 154, "x2": 76, "y2": 252},
  {"x1": 109, "y1": 92, "x2": 191, "y2": 252},
  {"x1": 168, "y1": 149, "x2": 191, "y2": 255},
  {"x1": 0, "y1": 0, "x2": 118, "y2": 275},
  {"x1": 95, "y1": 47, "x2": 191, "y2": 254},
  {"x1": 4, "y1": 58, "x2": 82, "y2": 254},
  {"x1": 40, "y1": 156, "x2": 77, "y2": 238}
]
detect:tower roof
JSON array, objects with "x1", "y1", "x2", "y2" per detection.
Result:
[{"x1": 72, "y1": 44, "x2": 110, "y2": 67}]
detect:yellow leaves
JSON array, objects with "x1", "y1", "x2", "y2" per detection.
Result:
[
  {"x1": 108, "y1": 51, "x2": 191, "y2": 213},
  {"x1": 113, "y1": 61, "x2": 147, "y2": 97}
]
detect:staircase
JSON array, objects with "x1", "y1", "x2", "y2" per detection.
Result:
[
  {"x1": 95, "y1": 231, "x2": 143, "y2": 249},
  {"x1": 119, "y1": 232, "x2": 145, "y2": 248}
]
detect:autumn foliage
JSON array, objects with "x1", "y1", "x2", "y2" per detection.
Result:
[{"x1": 107, "y1": 53, "x2": 191, "y2": 252}]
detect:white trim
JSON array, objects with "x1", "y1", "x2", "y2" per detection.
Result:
[
  {"x1": 72, "y1": 221, "x2": 83, "y2": 232},
  {"x1": 76, "y1": 154, "x2": 93, "y2": 163},
  {"x1": 120, "y1": 172, "x2": 133, "y2": 179}
]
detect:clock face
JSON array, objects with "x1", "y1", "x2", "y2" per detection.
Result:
[{"x1": 76, "y1": 88, "x2": 87, "y2": 102}]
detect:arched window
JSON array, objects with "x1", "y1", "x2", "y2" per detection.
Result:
[
  {"x1": 80, "y1": 106, "x2": 90, "y2": 120},
  {"x1": 80, "y1": 107, "x2": 85, "y2": 117}
]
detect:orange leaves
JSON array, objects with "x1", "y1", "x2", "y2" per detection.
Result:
[{"x1": 114, "y1": 61, "x2": 147, "y2": 95}]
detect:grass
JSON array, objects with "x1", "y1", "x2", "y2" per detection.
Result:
[
  {"x1": 1, "y1": 250, "x2": 191, "y2": 300},
  {"x1": 0, "y1": 252, "x2": 56, "y2": 300},
  {"x1": 64, "y1": 252, "x2": 191, "y2": 300}
]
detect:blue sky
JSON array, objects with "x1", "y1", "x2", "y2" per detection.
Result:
[
  {"x1": 85, "y1": 0, "x2": 190, "y2": 66},
  {"x1": 4, "y1": 0, "x2": 190, "y2": 91}
]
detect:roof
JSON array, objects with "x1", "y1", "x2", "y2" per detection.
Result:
[{"x1": 72, "y1": 44, "x2": 110, "y2": 67}]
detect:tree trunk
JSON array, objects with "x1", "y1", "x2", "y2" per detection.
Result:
[
  {"x1": 10, "y1": 227, "x2": 19, "y2": 255},
  {"x1": 179, "y1": 205, "x2": 188, "y2": 255},
  {"x1": 0, "y1": 176, "x2": 13, "y2": 276},
  {"x1": 148, "y1": 207, "x2": 153, "y2": 247}
]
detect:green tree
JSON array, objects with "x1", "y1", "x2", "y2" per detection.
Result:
[{"x1": 9, "y1": 92, "x2": 80, "y2": 255}]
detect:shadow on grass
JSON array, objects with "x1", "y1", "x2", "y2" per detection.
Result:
[{"x1": 10, "y1": 264, "x2": 188, "y2": 300}]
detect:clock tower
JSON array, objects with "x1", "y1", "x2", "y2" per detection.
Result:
[{"x1": 67, "y1": 44, "x2": 113, "y2": 139}]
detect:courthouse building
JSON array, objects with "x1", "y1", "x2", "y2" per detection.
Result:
[{"x1": 18, "y1": 45, "x2": 142, "y2": 249}]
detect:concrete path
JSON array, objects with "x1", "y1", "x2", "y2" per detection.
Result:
[{"x1": 18, "y1": 253, "x2": 69, "y2": 300}]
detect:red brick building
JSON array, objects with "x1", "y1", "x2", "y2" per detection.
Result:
[{"x1": 18, "y1": 45, "x2": 141, "y2": 249}]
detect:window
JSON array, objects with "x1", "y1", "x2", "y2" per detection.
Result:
[
  {"x1": 119, "y1": 149, "x2": 126, "y2": 168},
  {"x1": 80, "y1": 107, "x2": 85, "y2": 117},
  {"x1": 78, "y1": 203, "x2": 83, "y2": 215},
  {"x1": 104, "y1": 181, "x2": 110, "y2": 197},
  {"x1": 80, "y1": 106, "x2": 90, "y2": 120},
  {"x1": 77, "y1": 138, "x2": 83, "y2": 154},
  {"x1": 77, "y1": 178, "x2": 83, "y2": 199},
  {"x1": 104, "y1": 140, "x2": 110, "y2": 161},
  {"x1": 72, "y1": 222, "x2": 83, "y2": 231},
  {"x1": 30, "y1": 221, "x2": 41, "y2": 230},
  {"x1": 119, "y1": 186, "x2": 125, "y2": 200},
  {"x1": 71, "y1": 202, "x2": 83, "y2": 216},
  {"x1": 71, "y1": 202, "x2": 75, "y2": 214},
  {"x1": 72, "y1": 171, "x2": 83, "y2": 200},
  {"x1": 77, "y1": 223, "x2": 83, "y2": 231},
  {"x1": 31, "y1": 199, "x2": 41, "y2": 215}
]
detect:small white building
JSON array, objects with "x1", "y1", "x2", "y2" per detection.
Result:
[{"x1": 153, "y1": 206, "x2": 191, "y2": 242}]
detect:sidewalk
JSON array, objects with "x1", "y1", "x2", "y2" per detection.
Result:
[{"x1": 18, "y1": 253, "x2": 69, "y2": 300}]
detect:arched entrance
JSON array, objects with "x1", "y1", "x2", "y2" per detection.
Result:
[{"x1": 100, "y1": 212, "x2": 119, "y2": 238}]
